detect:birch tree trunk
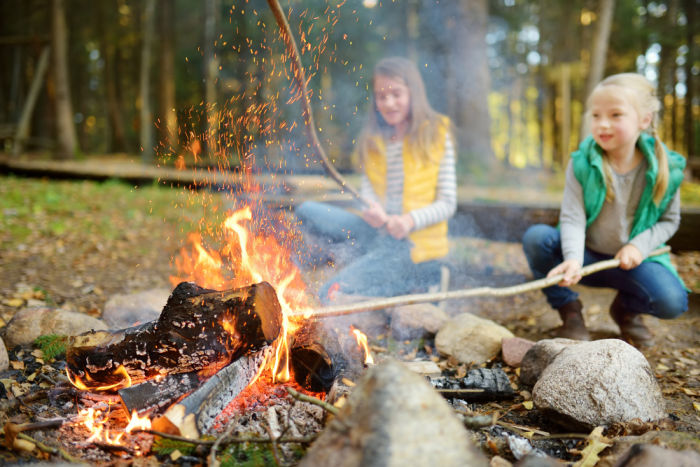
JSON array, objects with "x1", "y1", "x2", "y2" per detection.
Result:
[{"x1": 51, "y1": 0, "x2": 77, "y2": 160}]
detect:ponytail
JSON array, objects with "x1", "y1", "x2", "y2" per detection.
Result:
[{"x1": 650, "y1": 125, "x2": 669, "y2": 206}]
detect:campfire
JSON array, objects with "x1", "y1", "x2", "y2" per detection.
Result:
[{"x1": 60, "y1": 197, "x2": 368, "y2": 454}]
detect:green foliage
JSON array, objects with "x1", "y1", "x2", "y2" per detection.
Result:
[
  {"x1": 34, "y1": 334, "x2": 68, "y2": 360},
  {"x1": 151, "y1": 437, "x2": 197, "y2": 456},
  {"x1": 219, "y1": 442, "x2": 276, "y2": 467}
]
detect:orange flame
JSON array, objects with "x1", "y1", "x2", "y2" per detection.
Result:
[
  {"x1": 67, "y1": 365, "x2": 132, "y2": 392},
  {"x1": 77, "y1": 407, "x2": 125, "y2": 445},
  {"x1": 351, "y1": 327, "x2": 374, "y2": 366},
  {"x1": 125, "y1": 410, "x2": 152, "y2": 433},
  {"x1": 171, "y1": 204, "x2": 314, "y2": 383}
]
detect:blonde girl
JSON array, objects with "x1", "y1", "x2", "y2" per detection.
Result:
[
  {"x1": 523, "y1": 73, "x2": 687, "y2": 347},
  {"x1": 296, "y1": 57, "x2": 457, "y2": 302}
]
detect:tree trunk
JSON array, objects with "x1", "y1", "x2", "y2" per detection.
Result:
[
  {"x1": 158, "y1": 0, "x2": 178, "y2": 151},
  {"x1": 51, "y1": 0, "x2": 77, "y2": 160},
  {"x1": 203, "y1": 0, "x2": 220, "y2": 161},
  {"x1": 98, "y1": 2, "x2": 127, "y2": 153},
  {"x1": 13, "y1": 46, "x2": 50, "y2": 156},
  {"x1": 453, "y1": 0, "x2": 494, "y2": 166},
  {"x1": 140, "y1": 0, "x2": 156, "y2": 162},
  {"x1": 582, "y1": 0, "x2": 615, "y2": 140}
]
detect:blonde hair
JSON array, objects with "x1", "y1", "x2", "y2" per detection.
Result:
[
  {"x1": 586, "y1": 73, "x2": 668, "y2": 205},
  {"x1": 358, "y1": 57, "x2": 446, "y2": 164}
]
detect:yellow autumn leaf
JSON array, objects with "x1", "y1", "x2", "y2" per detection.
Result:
[
  {"x1": 693, "y1": 402, "x2": 700, "y2": 412},
  {"x1": 574, "y1": 426, "x2": 612, "y2": 467},
  {"x1": 3, "y1": 298, "x2": 24, "y2": 308},
  {"x1": 522, "y1": 400, "x2": 534, "y2": 410}
]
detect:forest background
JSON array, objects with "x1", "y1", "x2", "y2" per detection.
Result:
[{"x1": 0, "y1": 0, "x2": 697, "y2": 183}]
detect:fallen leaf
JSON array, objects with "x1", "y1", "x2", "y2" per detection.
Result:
[
  {"x1": 522, "y1": 400, "x2": 534, "y2": 410},
  {"x1": 573, "y1": 426, "x2": 612, "y2": 467},
  {"x1": 9, "y1": 361, "x2": 24, "y2": 370},
  {"x1": 693, "y1": 402, "x2": 700, "y2": 412},
  {"x1": 3, "y1": 298, "x2": 24, "y2": 308}
]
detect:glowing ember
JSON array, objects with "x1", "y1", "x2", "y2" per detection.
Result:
[{"x1": 351, "y1": 327, "x2": 374, "y2": 366}]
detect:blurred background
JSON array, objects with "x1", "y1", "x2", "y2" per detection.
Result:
[{"x1": 0, "y1": 0, "x2": 697, "y2": 180}]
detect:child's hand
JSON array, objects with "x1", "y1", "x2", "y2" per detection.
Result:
[
  {"x1": 386, "y1": 214, "x2": 414, "y2": 239},
  {"x1": 615, "y1": 244, "x2": 643, "y2": 270},
  {"x1": 362, "y1": 202, "x2": 388, "y2": 229},
  {"x1": 547, "y1": 259, "x2": 582, "y2": 287}
]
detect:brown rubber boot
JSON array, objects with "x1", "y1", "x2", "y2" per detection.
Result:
[
  {"x1": 610, "y1": 295, "x2": 654, "y2": 348},
  {"x1": 555, "y1": 299, "x2": 590, "y2": 340}
]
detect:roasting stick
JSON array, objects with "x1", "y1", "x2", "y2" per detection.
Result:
[
  {"x1": 291, "y1": 246, "x2": 671, "y2": 319},
  {"x1": 266, "y1": 0, "x2": 367, "y2": 206}
]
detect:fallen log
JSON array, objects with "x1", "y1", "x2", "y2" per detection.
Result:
[{"x1": 66, "y1": 281, "x2": 282, "y2": 390}]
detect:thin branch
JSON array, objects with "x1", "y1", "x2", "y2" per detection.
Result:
[
  {"x1": 286, "y1": 387, "x2": 339, "y2": 416},
  {"x1": 265, "y1": 0, "x2": 365, "y2": 204},
  {"x1": 292, "y1": 246, "x2": 671, "y2": 318}
]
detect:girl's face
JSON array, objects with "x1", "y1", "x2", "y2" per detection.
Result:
[
  {"x1": 589, "y1": 86, "x2": 651, "y2": 160},
  {"x1": 374, "y1": 74, "x2": 411, "y2": 133}
]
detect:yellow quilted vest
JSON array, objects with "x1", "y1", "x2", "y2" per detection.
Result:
[{"x1": 364, "y1": 117, "x2": 450, "y2": 263}]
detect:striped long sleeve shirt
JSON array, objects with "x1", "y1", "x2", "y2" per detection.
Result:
[{"x1": 360, "y1": 132, "x2": 457, "y2": 230}]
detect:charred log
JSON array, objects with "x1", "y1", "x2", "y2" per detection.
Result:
[
  {"x1": 288, "y1": 320, "x2": 345, "y2": 393},
  {"x1": 66, "y1": 282, "x2": 282, "y2": 390},
  {"x1": 118, "y1": 372, "x2": 201, "y2": 416},
  {"x1": 431, "y1": 368, "x2": 515, "y2": 401}
]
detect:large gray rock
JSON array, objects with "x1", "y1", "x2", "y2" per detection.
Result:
[
  {"x1": 519, "y1": 338, "x2": 580, "y2": 386},
  {"x1": 533, "y1": 339, "x2": 666, "y2": 429},
  {"x1": 435, "y1": 313, "x2": 514, "y2": 364},
  {"x1": 102, "y1": 288, "x2": 171, "y2": 329},
  {"x1": 299, "y1": 359, "x2": 487, "y2": 467},
  {"x1": 3, "y1": 307, "x2": 107, "y2": 348}
]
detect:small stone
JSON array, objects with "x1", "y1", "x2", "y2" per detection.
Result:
[{"x1": 501, "y1": 336, "x2": 536, "y2": 367}]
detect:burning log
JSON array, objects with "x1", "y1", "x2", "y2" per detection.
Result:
[
  {"x1": 152, "y1": 348, "x2": 271, "y2": 439},
  {"x1": 118, "y1": 372, "x2": 201, "y2": 415},
  {"x1": 66, "y1": 281, "x2": 282, "y2": 390}
]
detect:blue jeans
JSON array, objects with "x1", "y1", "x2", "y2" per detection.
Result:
[
  {"x1": 522, "y1": 224, "x2": 687, "y2": 319},
  {"x1": 295, "y1": 201, "x2": 442, "y2": 303}
]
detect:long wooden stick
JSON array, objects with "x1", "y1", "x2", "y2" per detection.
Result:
[
  {"x1": 266, "y1": 0, "x2": 366, "y2": 205},
  {"x1": 291, "y1": 246, "x2": 671, "y2": 318}
]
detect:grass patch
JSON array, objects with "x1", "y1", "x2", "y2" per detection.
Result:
[{"x1": 0, "y1": 176, "x2": 213, "y2": 248}]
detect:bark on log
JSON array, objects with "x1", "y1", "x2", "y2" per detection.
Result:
[{"x1": 66, "y1": 281, "x2": 282, "y2": 390}]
